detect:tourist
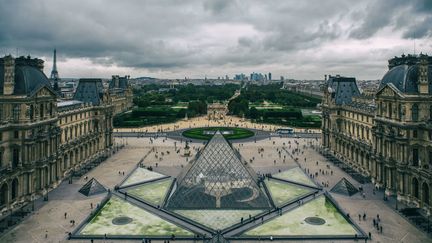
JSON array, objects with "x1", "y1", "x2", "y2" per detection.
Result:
[{"x1": 64, "y1": 212, "x2": 67, "y2": 219}]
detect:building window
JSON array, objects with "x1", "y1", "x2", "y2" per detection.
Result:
[
  {"x1": 388, "y1": 103, "x2": 392, "y2": 118},
  {"x1": 412, "y1": 148, "x2": 419, "y2": 166},
  {"x1": 430, "y1": 105, "x2": 432, "y2": 121},
  {"x1": 39, "y1": 103, "x2": 44, "y2": 118},
  {"x1": 398, "y1": 104, "x2": 403, "y2": 120},
  {"x1": 14, "y1": 131, "x2": 18, "y2": 139},
  {"x1": 412, "y1": 104, "x2": 419, "y2": 121},
  {"x1": 13, "y1": 105, "x2": 20, "y2": 121},
  {"x1": 429, "y1": 151, "x2": 432, "y2": 168},
  {"x1": 413, "y1": 130, "x2": 418, "y2": 138},
  {"x1": 29, "y1": 105, "x2": 34, "y2": 120},
  {"x1": 49, "y1": 103, "x2": 53, "y2": 116},
  {"x1": 12, "y1": 148, "x2": 19, "y2": 168}
]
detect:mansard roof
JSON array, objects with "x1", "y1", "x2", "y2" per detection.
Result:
[{"x1": 326, "y1": 75, "x2": 361, "y2": 105}]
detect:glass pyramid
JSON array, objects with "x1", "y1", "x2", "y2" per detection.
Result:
[
  {"x1": 165, "y1": 131, "x2": 272, "y2": 209},
  {"x1": 78, "y1": 178, "x2": 107, "y2": 196},
  {"x1": 330, "y1": 177, "x2": 359, "y2": 196}
]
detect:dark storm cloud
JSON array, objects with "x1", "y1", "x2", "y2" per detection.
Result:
[
  {"x1": 0, "y1": 0, "x2": 430, "y2": 79},
  {"x1": 349, "y1": 0, "x2": 432, "y2": 39}
]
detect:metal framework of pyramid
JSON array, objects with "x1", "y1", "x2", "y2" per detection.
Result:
[
  {"x1": 330, "y1": 177, "x2": 359, "y2": 196},
  {"x1": 165, "y1": 131, "x2": 272, "y2": 209},
  {"x1": 206, "y1": 233, "x2": 230, "y2": 243},
  {"x1": 78, "y1": 178, "x2": 107, "y2": 196}
]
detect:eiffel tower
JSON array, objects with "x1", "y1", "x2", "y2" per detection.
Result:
[{"x1": 50, "y1": 49, "x2": 60, "y2": 92}]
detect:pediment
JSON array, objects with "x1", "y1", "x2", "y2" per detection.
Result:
[
  {"x1": 376, "y1": 83, "x2": 403, "y2": 98},
  {"x1": 31, "y1": 85, "x2": 58, "y2": 98}
]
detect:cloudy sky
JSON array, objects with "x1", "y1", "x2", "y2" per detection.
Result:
[{"x1": 1, "y1": 0, "x2": 431, "y2": 80}]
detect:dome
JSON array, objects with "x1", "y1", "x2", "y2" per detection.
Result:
[
  {"x1": 379, "y1": 59, "x2": 432, "y2": 94},
  {"x1": 0, "y1": 56, "x2": 53, "y2": 96}
]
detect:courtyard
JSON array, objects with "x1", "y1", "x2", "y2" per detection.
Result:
[{"x1": 0, "y1": 127, "x2": 430, "y2": 242}]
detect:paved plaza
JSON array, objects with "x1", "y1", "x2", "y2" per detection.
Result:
[
  {"x1": 0, "y1": 130, "x2": 430, "y2": 242},
  {"x1": 115, "y1": 116, "x2": 319, "y2": 134}
]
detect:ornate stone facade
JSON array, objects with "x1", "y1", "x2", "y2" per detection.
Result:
[
  {"x1": 0, "y1": 56, "x2": 114, "y2": 216},
  {"x1": 207, "y1": 103, "x2": 227, "y2": 120},
  {"x1": 322, "y1": 54, "x2": 432, "y2": 213}
]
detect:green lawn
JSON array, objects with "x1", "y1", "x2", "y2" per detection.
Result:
[
  {"x1": 127, "y1": 179, "x2": 172, "y2": 206},
  {"x1": 244, "y1": 195, "x2": 358, "y2": 236},
  {"x1": 182, "y1": 127, "x2": 254, "y2": 140},
  {"x1": 265, "y1": 179, "x2": 312, "y2": 206},
  {"x1": 80, "y1": 197, "x2": 193, "y2": 236}
]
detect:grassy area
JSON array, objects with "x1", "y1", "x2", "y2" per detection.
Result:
[
  {"x1": 265, "y1": 179, "x2": 312, "y2": 207},
  {"x1": 80, "y1": 197, "x2": 193, "y2": 236},
  {"x1": 182, "y1": 127, "x2": 254, "y2": 140},
  {"x1": 127, "y1": 179, "x2": 172, "y2": 206},
  {"x1": 244, "y1": 195, "x2": 358, "y2": 236}
]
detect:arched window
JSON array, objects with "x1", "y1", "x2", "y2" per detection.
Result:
[{"x1": 412, "y1": 104, "x2": 419, "y2": 121}]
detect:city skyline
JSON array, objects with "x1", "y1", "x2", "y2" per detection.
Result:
[{"x1": 0, "y1": 0, "x2": 431, "y2": 79}]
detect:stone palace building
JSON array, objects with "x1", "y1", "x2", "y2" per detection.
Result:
[
  {"x1": 0, "y1": 55, "x2": 131, "y2": 217},
  {"x1": 322, "y1": 54, "x2": 432, "y2": 213}
]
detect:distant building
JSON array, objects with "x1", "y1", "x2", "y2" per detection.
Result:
[
  {"x1": 268, "y1": 72, "x2": 272, "y2": 81},
  {"x1": 109, "y1": 75, "x2": 133, "y2": 115},
  {"x1": 0, "y1": 55, "x2": 115, "y2": 215},
  {"x1": 250, "y1": 72, "x2": 265, "y2": 81},
  {"x1": 234, "y1": 73, "x2": 247, "y2": 81},
  {"x1": 321, "y1": 54, "x2": 432, "y2": 213}
]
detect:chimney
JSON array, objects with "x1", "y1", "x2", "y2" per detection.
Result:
[{"x1": 3, "y1": 55, "x2": 15, "y2": 95}]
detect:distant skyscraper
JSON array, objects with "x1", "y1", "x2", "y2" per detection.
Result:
[{"x1": 268, "y1": 72, "x2": 272, "y2": 81}]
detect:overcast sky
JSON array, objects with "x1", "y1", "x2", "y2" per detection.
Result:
[{"x1": 1, "y1": 0, "x2": 431, "y2": 80}]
